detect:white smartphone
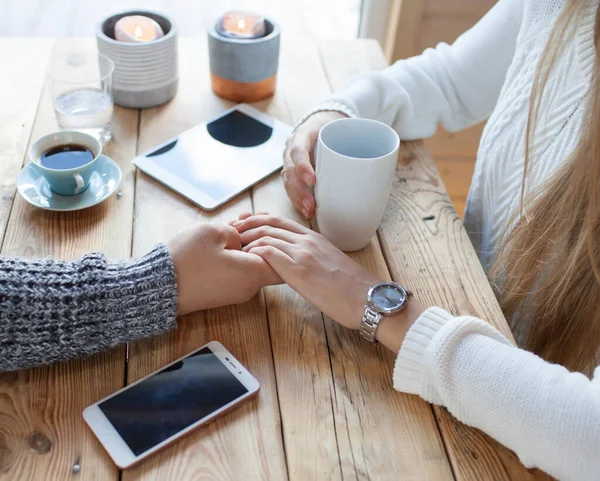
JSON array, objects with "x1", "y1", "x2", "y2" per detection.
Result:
[
  {"x1": 83, "y1": 341, "x2": 260, "y2": 469},
  {"x1": 132, "y1": 104, "x2": 292, "y2": 211}
]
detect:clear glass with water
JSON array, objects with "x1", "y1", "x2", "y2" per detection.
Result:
[{"x1": 46, "y1": 53, "x2": 115, "y2": 145}]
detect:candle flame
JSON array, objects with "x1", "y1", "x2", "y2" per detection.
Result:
[
  {"x1": 237, "y1": 19, "x2": 245, "y2": 31},
  {"x1": 134, "y1": 25, "x2": 143, "y2": 38}
]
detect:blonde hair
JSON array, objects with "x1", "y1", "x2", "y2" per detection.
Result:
[{"x1": 493, "y1": 0, "x2": 600, "y2": 372}]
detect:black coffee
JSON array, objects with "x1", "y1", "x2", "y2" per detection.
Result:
[{"x1": 39, "y1": 144, "x2": 94, "y2": 170}]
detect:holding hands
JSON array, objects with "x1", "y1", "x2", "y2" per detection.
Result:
[
  {"x1": 167, "y1": 109, "x2": 419, "y2": 349},
  {"x1": 167, "y1": 223, "x2": 281, "y2": 316},
  {"x1": 232, "y1": 214, "x2": 377, "y2": 329},
  {"x1": 230, "y1": 214, "x2": 425, "y2": 352}
]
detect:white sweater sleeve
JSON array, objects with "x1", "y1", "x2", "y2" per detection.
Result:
[
  {"x1": 394, "y1": 307, "x2": 600, "y2": 481},
  {"x1": 314, "y1": 0, "x2": 523, "y2": 139}
]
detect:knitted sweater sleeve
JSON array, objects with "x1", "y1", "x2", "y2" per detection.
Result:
[
  {"x1": 395, "y1": 307, "x2": 600, "y2": 481},
  {"x1": 0, "y1": 244, "x2": 178, "y2": 372},
  {"x1": 305, "y1": 0, "x2": 523, "y2": 139}
]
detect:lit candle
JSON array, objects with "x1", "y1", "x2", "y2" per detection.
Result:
[
  {"x1": 114, "y1": 15, "x2": 165, "y2": 43},
  {"x1": 216, "y1": 11, "x2": 266, "y2": 39}
]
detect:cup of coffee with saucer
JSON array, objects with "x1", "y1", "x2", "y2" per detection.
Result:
[{"x1": 17, "y1": 130, "x2": 121, "y2": 211}]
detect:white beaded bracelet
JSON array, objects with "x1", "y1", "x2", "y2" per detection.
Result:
[{"x1": 292, "y1": 100, "x2": 358, "y2": 132}]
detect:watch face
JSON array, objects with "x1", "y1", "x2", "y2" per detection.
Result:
[{"x1": 368, "y1": 283, "x2": 407, "y2": 314}]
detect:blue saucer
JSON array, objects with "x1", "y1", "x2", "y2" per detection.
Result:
[{"x1": 17, "y1": 155, "x2": 122, "y2": 211}]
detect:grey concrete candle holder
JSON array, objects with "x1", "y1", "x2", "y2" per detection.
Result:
[
  {"x1": 208, "y1": 18, "x2": 280, "y2": 103},
  {"x1": 96, "y1": 11, "x2": 178, "y2": 109}
]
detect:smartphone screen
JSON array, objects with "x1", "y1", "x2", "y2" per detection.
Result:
[{"x1": 97, "y1": 347, "x2": 249, "y2": 456}]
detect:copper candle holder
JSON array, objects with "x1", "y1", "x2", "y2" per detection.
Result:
[{"x1": 208, "y1": 15, "x2": 280, "y2": 103}]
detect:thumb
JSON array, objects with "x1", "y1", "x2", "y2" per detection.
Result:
[
  {"x1": 229, "y1": 249, "x2": 283, "y2": 286},
  {"x1": 223, "y1": 225, "x2": 242, "y2": 250},
  {"x1": 246, "y1": 246, "x2": 292, "y2": 284}
]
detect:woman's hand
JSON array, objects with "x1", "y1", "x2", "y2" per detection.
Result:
[
  {"x1": 233, "y1": 214, "x2": 380, "y2": 330},
  {"x1": 233, "y1": 214, "x2": 426, "y2": 353},
  {"x1": 284, "y1": 111, "x2": 348, "y2": 219},
  {"x1": 167, "y1": 223, "x2": 281, "y2": 316}
]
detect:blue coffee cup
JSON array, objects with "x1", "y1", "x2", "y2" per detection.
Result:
[{"x1": 29, "y1": 131, "x2": 102, "y2": 196}]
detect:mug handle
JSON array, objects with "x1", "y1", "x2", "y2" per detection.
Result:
[{"x1": 73, "y1": 173, "x2": 85, "y2": 195}]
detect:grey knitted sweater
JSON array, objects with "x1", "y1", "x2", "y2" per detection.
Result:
[{"x1": 0, "y1": 244, "x2": 178, "y2": 372}]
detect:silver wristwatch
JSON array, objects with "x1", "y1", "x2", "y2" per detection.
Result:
[{"x1": 359, "y1": 282, "x2": 412, "y2": 344}]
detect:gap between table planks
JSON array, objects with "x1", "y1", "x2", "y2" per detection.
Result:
[
  {"x1": 319, "y1": 39, "x2": 551, "y2": 480},
  {"x1": 121, "y1": 35, "x2": 445, "y2": 481},
  {"x1": 254, "y1": 38, "x2": 455, "y2": 480},
  {"x1": 122, "y1": 36, "x2": 287, "y2": 481},
  {"x1": 0, "y1": 38, "x2": 137, "y2": 481},
  {"x1": 0, "y1": 36, "x2": 552, "y2": 481}
]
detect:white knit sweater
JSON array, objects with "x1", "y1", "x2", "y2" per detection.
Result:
[{"x1": 313, "y1": 1, "x2": 600, "y2": 480}]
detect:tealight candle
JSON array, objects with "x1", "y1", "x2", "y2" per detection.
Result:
[
  {"x1": 208, "y1": 14, "x2": 279, "y2": 102},
  {"x1": 114, "y1": 15, "x2": 165, "y2": 43},
  {"x1": 216, "y1": 11, "x2": 266, "y2": 39}
]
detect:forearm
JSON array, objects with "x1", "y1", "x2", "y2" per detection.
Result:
[
  {"x1": 393, "y1": 308, "x2": 600, "y2": 481},
  {"x1": 0, "y1": 244, "x2": 178, "y2": 371},
  {"x1": 313, "y1": 0, "x2": 521, "y2": 138}
]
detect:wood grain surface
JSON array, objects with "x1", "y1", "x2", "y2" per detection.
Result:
[
  {"x1": 0, "y1": 39, "x2": 52, "y2": 249},
  {"x1": 0, "y1": 38, "x2": 138, "y2": 481},
  {"x1": 250, "y1": 37, "x2": 344, "y2": 481},
  {"x1": 0, "y1": 36, "x2": 546, "y2": 481},
  {"x1": 318, "y1": 38, "x2": 550, "y2": 481},
  {"x1": 122, "y1": 37, "x2": 286, "y2": 481},
  {"x1": 317, "y1": 39, "x2": 455, "y2": 481}
]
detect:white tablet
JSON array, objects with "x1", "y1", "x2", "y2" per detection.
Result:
[{"x1": 133, "y1": 104, "x2": 292, "y2": 210}]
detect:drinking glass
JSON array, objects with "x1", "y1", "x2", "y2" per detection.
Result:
[{"x1": 46, "y1": 52, "x2": 115, "y2": 145}]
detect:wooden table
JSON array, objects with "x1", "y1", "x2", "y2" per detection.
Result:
[{"x1": 0, "y1": 38, "x2": 549, "y2": 481}]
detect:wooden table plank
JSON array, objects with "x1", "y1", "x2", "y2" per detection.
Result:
[
  {"x1": 314, "y1": 40, "x2": 455, "y2": 481},
  {"x1": 0, "y1": 35, "x2": 549, "y2": 481},
  {"x1": 254, "y1": 37, "x2": 453, "y2": 481},
  {"x1": 123, "y1": 37, "x2": 287, "y2": 481},
  {"x1": 383, "y1": 143, "x2": 549, "y2": 480},
  {"x1": 250, "y1": 38, "x2": 344, "y2": 481},
  {"x1": 319, "y1": 39, "x2": 549, "y2": 480},
  {"x1": 0, "y1": 39, "x2": 51, "y2": 247},
  {"x1": 0, "y1": 38, "x2": 139, "y2": 481}
]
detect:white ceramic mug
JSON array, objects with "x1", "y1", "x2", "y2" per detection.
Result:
[{"x1": 315, "y1": 118, "x2": 400, "y2": 252}]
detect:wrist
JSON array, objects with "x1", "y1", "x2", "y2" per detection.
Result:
[
  {"x1": 349, "y1": 275, "x2": 382, "y2": 330},
  {"x1": 375, "y1": 297, "x2": 425, "y2": 354},
  {"x1": 354, "y1": 278, "x2": 426, "y2": 353},
  {"x1": 306, "y1": 110, "x2": 348, "y2": 124},
  {"x1": 296, "y1": 110, "x2": 349, "y2": 133}
]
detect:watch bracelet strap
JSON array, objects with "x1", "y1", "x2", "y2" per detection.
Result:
[
  {"x1": 359, "y1": 306, "x2": 383, "y2": 344},
  {"x1": 359, "y1": 287, "x2": 413, "y2": 344}
]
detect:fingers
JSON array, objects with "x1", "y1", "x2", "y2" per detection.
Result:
[
  {"x1": 222, "y1": 225, "x2": 242, "y2": 250},
  {"x1": 232, "y1": 214, "x2": 310, "y2": 235},
  {"x1": 283, "y1": 153, "x2": 315, "y2": 218},
  {"x1": 289, "y1": 131, "x2": 317, "y2": 185},
  {"x1": 282, "y1": 160, "x2": 316, "y2": 218},
  {"x1": 284, "y1": 129, "x2": 318, "y2": 218},
  {"x1": 242, "y1": 235, "x2": 294, "y2": 255},
  {"x1": 239, "y1": 225, "x2": 302, "y2": 248},
  {"x1": 228, "y1": 249, "x2": 284, "y2": 286},
  {"x1": 246, "y1": 245, "x2": 294, "y2": 276},
  {"x1": 229, "y1": 211, "x2": 270, "y2": 226}
]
